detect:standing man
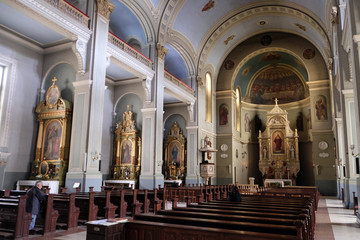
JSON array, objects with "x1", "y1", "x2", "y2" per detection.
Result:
[{"x1": 26, "y1": 180, "x2": 46, "y2": 231}]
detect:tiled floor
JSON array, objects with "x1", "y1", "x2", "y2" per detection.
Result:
[
  {"x1": 30, "y1": 197, "x2": 360, "y2": 240},
  {"x1": 315, "y1": 197, "x2": 360, "y2": 240}
]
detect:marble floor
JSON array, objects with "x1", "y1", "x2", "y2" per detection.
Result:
[
  {"x1": 315, "y1": 197, "x2": 360, "y2": 240},
  {"x1": 29, "y1": 196, "x2": 360, "y2": 240}
]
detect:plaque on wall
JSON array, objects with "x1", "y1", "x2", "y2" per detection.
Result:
[{"x1": 30, "y1": 77, "x2": 72, "y2": 188}]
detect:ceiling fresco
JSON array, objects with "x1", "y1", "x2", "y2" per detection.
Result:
[
  {"x1": 246, "y1": 65, "x2": 308, "y2": 105},
  {"x1": 234, "y1": 51, "x2": 308, "y2": 99}
]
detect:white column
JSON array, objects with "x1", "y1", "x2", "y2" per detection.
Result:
[{"x1": 185, "y1": 126, "x2": 200, "y2": 184}]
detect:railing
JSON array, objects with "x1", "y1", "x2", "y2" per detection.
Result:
[
  {"x1": 164, "y1": 70, "x2": 194, "y2": 95},
  {"x1": 108, "y1": 32, "x2": 153, "y2": 69},
  {"x1": 44, "y1": 0, "x2": 89, "y2": 27}
]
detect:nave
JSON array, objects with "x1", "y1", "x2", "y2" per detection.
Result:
[{"x1": 25, "y1": 196, "x2": 360, "y2": 240}]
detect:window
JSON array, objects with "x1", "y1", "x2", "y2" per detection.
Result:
[
  {"x1": 205, "y1": 72, "x2": 212, "y2": 123},
  {"x1": 0, "y1": 56, "x2": 16, "y2": 150},
  {"x1": 236, "y1": 87, "x2": 240, "y2": 131}
]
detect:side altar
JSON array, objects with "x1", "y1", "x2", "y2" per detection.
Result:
[
  {"x1": 29, "y1": 77, "x2": 72, "y2": 188},
  {"x1": 259, "y1": 99, "x2": 299, "y2": 185},
  {"x1": 110, "y1": 106, "x2": 141, "y2": 187}
]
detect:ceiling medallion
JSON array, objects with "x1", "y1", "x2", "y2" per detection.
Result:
[
  {"x1": 224, "y1": 60, "x2": 234, "y2": 70},
  {"x1": 303, "y1": 49, "x2": 315, "y2": 59},
  {"x1": 202, "y1": 0, "x2": 215, "y2": 12},
  {"x1": 257, "y1": 20, "x2": 268, "y2": 26},
  {"x1": 260, "y1": 35, "x2": 272, "y2": 46}
]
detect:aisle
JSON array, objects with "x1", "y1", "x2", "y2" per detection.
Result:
[{"x1": 315, "y1": 197, "x2": 360, "y2": 240}]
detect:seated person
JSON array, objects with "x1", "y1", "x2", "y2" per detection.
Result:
[{"x1": 229, "y1": 186, "x2": 242, "y2": 202}]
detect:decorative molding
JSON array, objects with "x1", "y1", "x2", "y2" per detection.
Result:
[
  {"x1": 142, "y1": 76, "x2": 152, "y2": 103},
  {"x1": 330, "y1": 6, "x2": 338, "y2": 25},
  {"x1": 197, "y1": 4, "x2": 330, "y2": 72},
  {"x1": 96, "y1": 0, "x2": 114, "y2": 20},
  {"x1": 156, "y1": 43, "x2": 168, "y2": 60},
  {"x1": 72, "y1": 37, "x2": 88, "y2": 74}
]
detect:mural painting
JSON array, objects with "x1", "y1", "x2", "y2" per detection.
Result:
[
  {"x1": 315, "y1": 95, "x2": 327, "y2": 120},
  {"x1": 43, "y1": 120, "x2": 62, "y2": 160},
  {"x1": 249, "y1": 66, "x2": 306, "y2": 104},
  {"x1": 219, "y1": 104, "x2": 229, "y2": 125}
]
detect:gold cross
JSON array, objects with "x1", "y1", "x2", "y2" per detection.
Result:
[
  {"x1": 52, "y1": 77, "x2": 57, "y2": 85},
  {"x1": 274, "y1": 98, "x2": 278, "y2": 105}
]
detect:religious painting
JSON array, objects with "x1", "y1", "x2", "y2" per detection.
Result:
[
  {"x1": 219, "y1": 104, "x2": 229, "y2": 125},
  {"x1": 315, "y1": 95, "x2": 327, "y2": 120},
  {"x1": 40, "y1": 161, "x2": 49, "y2": 176},
  {"x1": 168, "y1": 141, "x2": 181, "y2": 167},
  {"x1": 43, "y1": 120, "x2": 62, "y2": 160},
  {"x1": 272, "y1": 131, "x2": 284, "y2": 154},
  {"x1": 121, "y1": 139, "x2": 132, "y2": 164},
  {"x1": 249, "y1": 66, "x2": 307, "y2": 104}
]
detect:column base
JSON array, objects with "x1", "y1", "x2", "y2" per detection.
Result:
[
  {"x1": 65, "y1": 171, "x2": 103, "y2": 192},
  {"x1": 139, "y1": 174, "x2": 164, "y2": 189}
]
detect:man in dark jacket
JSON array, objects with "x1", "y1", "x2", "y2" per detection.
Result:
[
  {"x1": 26, "y1": 180, "x2": 46, "y2": 231},
  {"x1": 229, "y1": 186, "x2": 242, "y2": 202}
]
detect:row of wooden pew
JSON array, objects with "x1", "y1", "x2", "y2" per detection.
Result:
[
  {"x1": 123, "y1": 186, "x2": 319, "y2": 240},
  {"x1": 0, "y1": 183, "x2": 227, "y2": 239}
]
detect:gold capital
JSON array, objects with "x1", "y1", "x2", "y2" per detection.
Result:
[
  {"x1": 96, "y1": 0, "x2": 114, "y2": 20},
  {"x1": 157, "y1": 43, "x2": 168, "y2": 60}
]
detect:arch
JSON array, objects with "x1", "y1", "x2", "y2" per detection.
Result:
[
  {"x1": 114, "y1": 93, "x2": 143, "y2": 132},
  {"x1": 164, "y1": 113, "x2": 187, "y2": 138},
  {"x1": 42, "y1": 62, "x2": 76, "y2": 103}
]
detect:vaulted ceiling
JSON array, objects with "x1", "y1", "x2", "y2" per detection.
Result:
[{"x1": 111, "y1": 0, "x2": 332, "y2": 88}]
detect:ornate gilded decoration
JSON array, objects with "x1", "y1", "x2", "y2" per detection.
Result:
[
  {"x1": 157, "y1": 43, "x2": 168, "y2": 60},
  {"x1": 163, "y1": 122, "x2": 186, "y2": 180},
  {"x1": 258, "y1": 99, "x2": 299, "y2": 184},
  {"x1": 224, "y1": 35, "x2": 235, "y2": 45},
  {"x1": 96, "y1": 0, "x2": 114, "y2": 20},
  {"x1": 112, "y1": 105, "x2": 141, "y2": 183},
  {"x1": 30, "y1": 77, "x2": 72, "y2": 188}
]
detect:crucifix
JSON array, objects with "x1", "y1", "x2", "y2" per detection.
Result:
[{"x1": 274, "y1": 98, "x2": 278, "y2": 105}]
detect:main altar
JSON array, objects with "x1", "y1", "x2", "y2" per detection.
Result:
[{"x1": 258, "y1": 99, "x2": 299, "y2": 185}]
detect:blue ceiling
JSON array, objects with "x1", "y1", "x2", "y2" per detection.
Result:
[
  {"x1": 110, "y1": 0, "x2": 146, "y2": 45},
  {"x1": 165, "y1": 44, "x2": 188, "y2": 82}
]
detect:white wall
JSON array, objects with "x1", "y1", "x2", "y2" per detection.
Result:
[{"x1": 0, "y1": 36, "x2": 43, "y2": 187}]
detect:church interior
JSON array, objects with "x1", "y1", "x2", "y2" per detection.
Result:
[{"x1": 1, "y1": 0, "x2": 360, "y2": 238}]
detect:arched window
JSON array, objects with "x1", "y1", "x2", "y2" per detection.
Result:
[
  {"x1": 205, "y1": 72, "x2": 212, "y2": 123},
  {"x1": 236, "y1": 87, "x2": 241, "y2": 131}
]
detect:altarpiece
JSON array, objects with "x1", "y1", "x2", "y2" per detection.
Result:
[
  {"x1": 30, "y1": 77, "x2": 72, "y2": 187},
  {"x1": 163, "y1": 122, "x2": 186, "y2": 181},
  {"x1": 258, "y1": 99, "x2": 299, "y2": 185},
  {"x1": 111, "y1": 106, "x2": 141, "y2": 184}
]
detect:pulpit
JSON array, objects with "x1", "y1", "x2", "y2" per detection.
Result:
[
  {"x1": 258, "y1": 99, "x2": 299, "y2": 185},
  {"x1": 199, "y1": 136, "x2": 217, "y2": 185}
]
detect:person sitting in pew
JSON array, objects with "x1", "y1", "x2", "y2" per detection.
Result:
[
  {"x1": 229, "y1": 186, "x2": 242, "y2": 202},
  {"x1": 26, "y1": 180, "x2": 46, "y2": 231}
]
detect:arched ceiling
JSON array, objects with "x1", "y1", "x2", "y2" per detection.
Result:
[{"x1": 112, "y1": 0, "x2": 332, "y2": 84}]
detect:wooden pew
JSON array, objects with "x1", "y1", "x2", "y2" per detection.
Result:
[
  {"x1": 0, "y1": 195, "x2": 32, "y2": 239},
  {"x1": 75, "y1": 187, "x2": 98, "y2": 223},
  {"x1": 53, "y1": 193, "x2": 80, "y2": 229},
  {"x1": 148, "y1": 188, "x2": 163, "y2": 214},
  {"x1": 94, "y1": 191, "x2": 118, "y2": 219},
  {"x1": 137, "y1": 189, "x2": 150, "y2": 214},
  {"x1": 124, "y1": 220, "x2": 299, "y2": 240},
  {"x1": 133, "y1": 214, "x2": 302, "y2": 239}
]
